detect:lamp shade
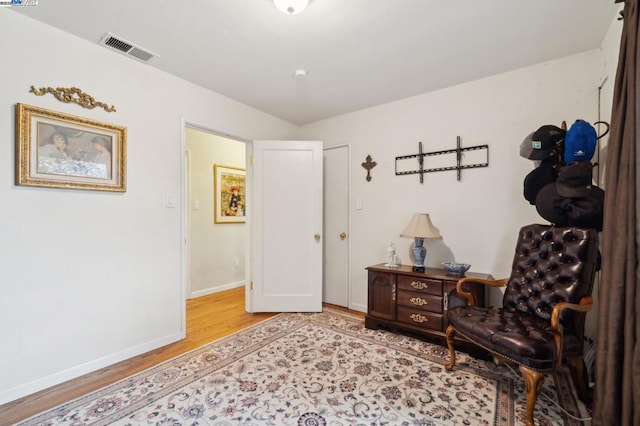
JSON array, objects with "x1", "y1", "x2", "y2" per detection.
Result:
[
  {"x1": 400, "y1": 213, "x2": 442, "y2": 239},
  {"x1": 273, "y1": 0, "x2": 309, "y2": 15}
]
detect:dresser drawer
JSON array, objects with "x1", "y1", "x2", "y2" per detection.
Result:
[
  {"x1": 397, "y1": 276, "x2": 442, "y2": 296},
  {"x1": 397, "y1": 290, "x2": 442, "y2": 313},
  {"x1": 397, "y1": 307, "x2": 443, "y2": 331}
]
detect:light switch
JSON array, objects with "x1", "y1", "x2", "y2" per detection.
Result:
[
  {"x1": 165, "y1": 193, "x2": 176, "y2": 208},
  {"x1": 193, "y1": 200, "x2": 200, "y2": 210},
  {"x1": 356, "y1": 199, "x2": 363, "y2": 210}
]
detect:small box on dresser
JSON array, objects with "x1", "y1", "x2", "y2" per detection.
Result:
[{"x1": 365, "y1": 264, "x2": 491, "y2": 344}]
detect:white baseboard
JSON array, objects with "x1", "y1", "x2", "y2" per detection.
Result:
[
  {"x1": 190, "y1": 281, "x2": 245, "y2": 299},
  {"x1": 0, "y1": 331, "x2": 184, "y2": 406},
  {"x1": 349, "y1": 302, "x2": 367, "y2": 313}
]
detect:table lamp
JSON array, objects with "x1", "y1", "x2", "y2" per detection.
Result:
[{"x1": 400, "y1": 213, "x2": 442, "y2": 272}]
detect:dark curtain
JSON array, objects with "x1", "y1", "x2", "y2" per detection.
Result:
[{"x1": 593, "y1": 1, "x2": 640, "y2": 425}]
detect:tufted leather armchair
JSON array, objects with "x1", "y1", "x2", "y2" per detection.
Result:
[{"x1": 444, "y1": 224, "x2": 598, "y2": 426}]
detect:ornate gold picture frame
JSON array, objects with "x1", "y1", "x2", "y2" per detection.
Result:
[
  {"x1": 16, "y1": 103, "x2": 127, "y2": 192},
  {"x1": 214, "y1": 164, "x2": 246, "y2": 224}
]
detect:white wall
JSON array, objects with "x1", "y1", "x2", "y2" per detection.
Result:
[
  {"x1": 0, "y1": 10, "x2": 297, "y2": 404},
  {"x1": 186, "y1": 129, "x2": 246, "y2": 297},
  {"x1": 300, "y1": 50, "x2": 605, "y2": 317},
  {"x1": 598, "y1": 5, "x2": 624, "y2": 187}
]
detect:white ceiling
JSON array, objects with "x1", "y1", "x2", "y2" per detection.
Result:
[{"x1": 13, "y1": 0, "x2": 618, "y2": 125}]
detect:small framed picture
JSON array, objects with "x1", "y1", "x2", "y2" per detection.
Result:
[
  {"x1": 214, "y1": 164, "x2": 246, "y2": 224},
  {"x1": 16, "y1": 103, "x2": 127, "y2": 192}
]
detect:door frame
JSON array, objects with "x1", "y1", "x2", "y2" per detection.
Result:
[{"x1": 184, "y1": 147, "x2": 192, "y2": 300}]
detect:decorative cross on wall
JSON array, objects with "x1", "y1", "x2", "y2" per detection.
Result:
[
  {"x1": 361, "y1": 155, "x2": 377, "y2": 182},
  {"x1": 395, "y1": 137, "x2": 489, "y2": 183}
]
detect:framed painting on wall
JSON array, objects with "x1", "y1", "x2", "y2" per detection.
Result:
[
  {"x1": 214, "y1": 164, "x2": 246, "y2": 224},
  {"x1": 15, "y1": 103, "x2": 127, "y2": 192}
]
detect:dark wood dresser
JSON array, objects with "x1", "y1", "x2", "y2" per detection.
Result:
[{"x1": 365, "y1": 263, "x2": 491, "y2": 343}]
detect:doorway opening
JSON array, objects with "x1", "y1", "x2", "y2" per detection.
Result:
[{"x1": 183, "y1": 125, "x2": 248, "y2": 300}]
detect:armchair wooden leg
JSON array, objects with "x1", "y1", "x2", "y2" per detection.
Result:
[
  {"x1": 444, "y1": 325, "x2": 457, "y2": 371},
  {"x1": 519, "y1": 365, "x2": 544, "y2": 426},
  {"x1": 566, "y1": 355, "x2": 591, "y2": 403}
]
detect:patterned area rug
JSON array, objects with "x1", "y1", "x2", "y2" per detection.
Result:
[{"x1": 18, "y1": 309, "x2": 588, "y2": 425}]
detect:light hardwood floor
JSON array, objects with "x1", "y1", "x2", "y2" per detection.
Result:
[{"x1": 1, "y1": 287, "x2": 356, "y2": 425}]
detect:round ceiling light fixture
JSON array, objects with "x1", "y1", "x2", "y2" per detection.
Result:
[{"x1": 273, "y1": 0, "x2": 310, "y2": 15}]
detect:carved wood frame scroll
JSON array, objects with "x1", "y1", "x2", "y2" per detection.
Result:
[{"x1": 29, "y1": 86, "x2": 117, "y2": 113}]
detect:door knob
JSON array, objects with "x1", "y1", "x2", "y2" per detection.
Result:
[
  {"x1": 314, "y1": 233, "x2": 321, "y2": 241},
  {"x1": 339, "y1": 232, "x2": 347, "y2": 240}
]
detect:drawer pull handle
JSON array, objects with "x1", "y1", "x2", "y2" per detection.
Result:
[
  {"x1": 410, "y1": 281, "x2": 428, "y2": 290},
  {"x1": 410, "y1": 297, "x2": 428, "y2": 306},
  {"x1": 410, "y1": 313, "x2": 429, "y2": 323}
]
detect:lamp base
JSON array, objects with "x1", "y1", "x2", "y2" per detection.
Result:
[{"x1": 411, "y1": 238, "x2": 427, "y2": 273}]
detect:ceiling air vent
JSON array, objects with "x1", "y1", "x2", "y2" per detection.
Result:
[{"x1": 99, "y1": 33, "x2": 157, "y2": 63}]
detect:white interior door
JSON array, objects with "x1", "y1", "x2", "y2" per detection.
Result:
[
  {"x1": 248, "y1": 140, "x2": 323, "y2": 312},
  {"x1": 323, "y1": 146, "x2": 349, "y2": 307}
]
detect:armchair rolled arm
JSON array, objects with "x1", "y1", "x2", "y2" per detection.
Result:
[
  {"x1": 455, "y1": 277, "x2": 508, "y2": 305},
  {"x1": 550, "y1": 296, "x2": 593, "y2": 331},
  {"x1": 550, "y1": 296, "x2": 593, "y2": 367}
]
